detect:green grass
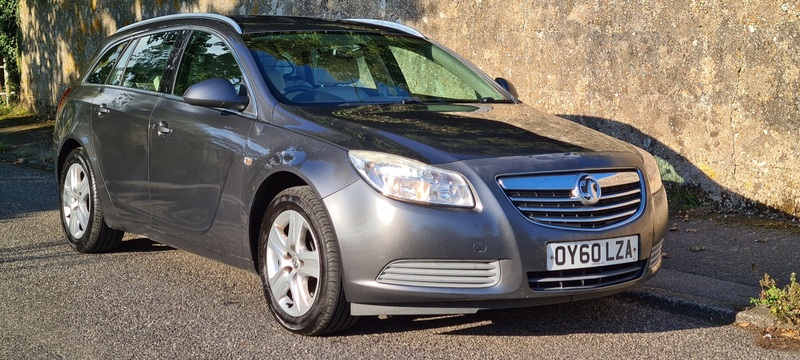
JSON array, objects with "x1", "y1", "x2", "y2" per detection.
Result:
[
  {"x1": 665, "y1": 183, "x2": 707, "y2": 214},
  {"x1": 0, "y1": 140, "x2": 10, "y2": 153},
  {"x1": 0, "y1": 103, "x2": 33, "y2": 120},
  {"x1": 752, "y1": 273, "x2": 800, "y2": 327}
]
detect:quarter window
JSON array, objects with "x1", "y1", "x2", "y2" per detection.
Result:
[
  {"x1": 173, "y1": 32, "x2": 244, "y2": 96},
  {"x1": 85, "y1": 41, "x2": 128, "y2": 84}
]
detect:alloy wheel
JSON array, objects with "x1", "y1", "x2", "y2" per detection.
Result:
[
  {"x1": 265, "y1": 209, "x2": 321, "y2": 317},
  {"x1": 62, "y1": 163, "x2": 91, "y2": 239}
]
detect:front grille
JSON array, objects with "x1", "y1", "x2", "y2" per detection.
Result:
[
  {"x1": 528, "y1": 260, "x2": 646, "y2": 291},
  {"x1": 377, "y1": 260, "x2": 500, "y2": 288},
  {"x1": 498, "y1": 171, "x2": 644, "y2": 230}
]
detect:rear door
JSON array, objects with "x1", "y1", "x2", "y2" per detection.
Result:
[
  {"x1": 147, "y1": 30, "x2": 252, "y2": 252},
  {"x1": 91, "y1": 31, "x2": 183, "y2": 223}
]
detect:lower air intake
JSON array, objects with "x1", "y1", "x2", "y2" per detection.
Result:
[{"x1": 528, "y1": 260, "x2": 646, "y2": 291}]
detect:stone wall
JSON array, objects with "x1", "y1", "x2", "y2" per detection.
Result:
[{"x1": 19, "y1": 0, "x2": 800, "y2": 217}]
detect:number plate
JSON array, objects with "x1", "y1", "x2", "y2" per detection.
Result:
[{"x1": 546, "y1": 236, "x2": 639, "y2": 271}]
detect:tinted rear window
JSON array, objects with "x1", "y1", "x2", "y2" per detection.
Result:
[
  {"x1": 85, "y1": 41, "x2": 128, "y2": 85},
  {"x1": 114, "y1": 31, "x2": 181, "y2": 92}
]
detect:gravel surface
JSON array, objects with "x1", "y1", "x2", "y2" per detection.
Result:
[{"x1": 1, "y1": 163, "x2": 798, "y2": 359}]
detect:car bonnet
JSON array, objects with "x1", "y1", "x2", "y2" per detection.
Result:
[{"x1": 273, "y1": 103, "x2": 637, "y2": 164}]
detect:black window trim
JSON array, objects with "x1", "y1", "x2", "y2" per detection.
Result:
[
  {"x1": 81, "y1": 39, "x2": 131, "y2": 85},
  {"x1": 120, "y1": 30, "x2": 184, "y2": 93},
  {"x1": 85, "y1": 28, "x2": 186, "y2": 96},
  {"x1": 166, "y1": 26, "x2": 257, "y2": 116}
]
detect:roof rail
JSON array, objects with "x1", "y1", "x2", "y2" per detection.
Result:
[
  {"x1": 116, "y1": 13, "x2": 242, "y2": 34},
  {"x1": 345, "y1": 19, "x2": 426, "y2": 38}
]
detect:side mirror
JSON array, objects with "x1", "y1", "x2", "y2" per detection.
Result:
[
  {"x1": 495, "y1": 77, "x2": 518, "y2": 99},
  {"x1": 183, "y1": 78, "x2": 249, "y2": 111}
]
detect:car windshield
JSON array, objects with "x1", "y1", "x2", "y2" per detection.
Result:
[{"x1": 244, "y1": 32, "x2": 510, "y2": 105}]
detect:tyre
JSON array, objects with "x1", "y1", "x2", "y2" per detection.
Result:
[
  {"x1": 258, "y1": 186, "x2": 356, "y2": 335},
  {"x1": 59, "y1": 147, "x2": 123, "y2": 253}
]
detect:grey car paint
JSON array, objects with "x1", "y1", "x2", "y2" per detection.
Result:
[
  {"x1": 91, "y1": 86, "x2": 154, "y2": 224},
  {"x1": 54, "y1": 15, "x2": 667, "y2": 320}
]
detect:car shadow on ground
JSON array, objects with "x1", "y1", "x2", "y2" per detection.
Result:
[
  {"x1": 346, "y1": 294, "x2": 732, "y2": 336},
  {"x1": 116, "y1": 237, "x2": 176, "y2": 253}
]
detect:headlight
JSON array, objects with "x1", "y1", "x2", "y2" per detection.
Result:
[
  {"x1": 633, "y1": 146, "x2": 664, "y2": 194},
  {"x1": 348, "y1": 150, "x2": 476, "y2": 208}
]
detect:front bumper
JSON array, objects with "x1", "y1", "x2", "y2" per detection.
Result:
[{"x1": 323, "y1": 155, "x2": 668, "y2": 316}]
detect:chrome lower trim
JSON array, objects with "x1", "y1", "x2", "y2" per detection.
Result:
[
  {"x1": 377, "y1": 260, "x2": 501, "y2": 288},
  {"x1": 350, "y1": 303, "x2": 480, "y2": 316}
]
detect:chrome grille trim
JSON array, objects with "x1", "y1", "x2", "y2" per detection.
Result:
[
  {"x1": 498, "y1": 171, "x2": 645, "y2": 231},
  {"x1": 377, "y1": 260, "x2": 500, "y2": 288},
  {"x1": 528, "y1": 260, "x2": 646, "y2": 291},
  {"x1": 519, "y1": 199, "x2": 641, "y2": 213},
  {"x1": 599, "y1": 188, "x2": 641, "y2": 200},
  {"x1": 530, "y1": 209, "x2": 638, "y2": 223}
]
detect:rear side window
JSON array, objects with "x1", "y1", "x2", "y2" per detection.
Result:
[
  {"x1": 115, "y1": 31, "x2": 181, "y2": 92},
  {"x1": 173, "y1": 31, "x2": 243, "y2": 96},
  {"x1": 85, "y1": 41, "x2": 128, "y2": 84},
  {"x1": 108, "y1": 39, "x2": 138, "y2": 87}
]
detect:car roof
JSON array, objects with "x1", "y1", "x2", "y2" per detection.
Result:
[{"x1": 116, "y1": 13, "x2": 425, "y2": 38}]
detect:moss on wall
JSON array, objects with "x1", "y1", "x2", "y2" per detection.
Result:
[{"x1": 18, "y1": 0, "x2": 800, "y2": 218}]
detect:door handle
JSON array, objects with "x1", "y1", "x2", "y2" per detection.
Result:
[
  {"x1": 96, "y1": 104, "x2": 110, "y2": 116},
  {"x1": 152, "y1": 121, "x2": 172, "y2": 138}
]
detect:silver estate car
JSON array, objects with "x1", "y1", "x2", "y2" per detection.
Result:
[{"x1": 54, "y1": 13, "x2": 668, "y2": 335}]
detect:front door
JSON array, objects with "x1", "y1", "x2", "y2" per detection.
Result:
[{"x1": 147, "y1": 31, "x2": 252, "y2": 253}]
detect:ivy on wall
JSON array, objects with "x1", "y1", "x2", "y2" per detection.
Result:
[{"x1": 0, "y1": 0, "x2": 18, "y2": 96}]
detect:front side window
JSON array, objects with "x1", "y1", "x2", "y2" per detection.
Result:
[
  {"x1": 173, "y1": 31, "x2": 244, "y2": 96},
  {"x1": 115, "y1": 31, "x2": 181, "y2": 91},
  {"x1": 85, "y1": 41, "x2": 128, "y2": 84},
  {"x1": 244, "y1": 32, "x2": 508, "y2": 105}
]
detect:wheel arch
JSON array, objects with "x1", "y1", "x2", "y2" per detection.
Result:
[
  {"x1": 248, "y1": 171, "x2": 309, "y2": 271},
  {"x1": 57, "y1": 138, "x2": 83, "y2": 180}
]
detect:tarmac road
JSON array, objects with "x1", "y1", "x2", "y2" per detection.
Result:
[{"x1": 0, "y1": 162, "x2": 797, "y2": 359}]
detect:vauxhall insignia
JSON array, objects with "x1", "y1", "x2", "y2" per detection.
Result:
[{"x1": 577, "y1": 174, "x2": 601, "y2": 205}]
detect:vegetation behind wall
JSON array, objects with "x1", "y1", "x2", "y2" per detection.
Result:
[{"x1": 0, "y1": 0, "x2": 18, "y2": 97}]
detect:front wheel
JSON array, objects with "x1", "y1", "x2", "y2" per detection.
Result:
[
  {"x1": 258, "y1": 186, "x2": 355, "y2": 335},
  {"x1": 59, "y1": 147, "x2": 123, "y2": 253}
]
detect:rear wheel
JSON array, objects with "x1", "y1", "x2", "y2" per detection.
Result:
[
  {"x1": 59, "y1": 148, "x2": 123, "y2": 253},
  {"x1": 258, "y1": 186, "x2": 355, "y2": 335}
]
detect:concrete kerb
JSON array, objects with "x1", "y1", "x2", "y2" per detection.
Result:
[
  {"x1": 622, "y1": 287, "x2": 738, "y2": 325},
  {"x1": 623, "y1": 270, "x2": 797, "y2": 332},
  {"x1": 736, "y1": 306, "x2": 800, "y2": 332}
]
